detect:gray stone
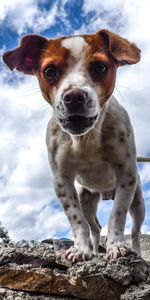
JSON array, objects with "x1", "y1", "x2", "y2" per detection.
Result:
[
  {"x1": 100, "y1": 234, "x2": 150, "y2": 261},
  {"x1": 0, "y1": 288, "x2": 77, "y2": 300},
  {"x1": 0, "y1": 235, "x2": 150, "y2": 299}
]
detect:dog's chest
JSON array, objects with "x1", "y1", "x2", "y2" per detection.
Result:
[
  {"x1": 77, "y1": 159, "x2": 116, "y2": 191},
  {"x1": 71, "y1": 137, "x2": 116, "y2": 191}
]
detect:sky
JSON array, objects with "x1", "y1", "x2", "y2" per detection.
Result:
[{"x1": 0, "y1": 0, "x2": 150, "y2": 242}]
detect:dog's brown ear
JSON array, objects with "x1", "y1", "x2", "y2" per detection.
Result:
[
  {"x1": 3, "y1": 34, "x2": 48, "y2": 75},
  {"x1": 99, "y1": 29, "x2": 141, "y2": 66}
]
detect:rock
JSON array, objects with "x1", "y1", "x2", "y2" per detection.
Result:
[
  {"x1": 0, "y1": 288, "x2": 76, "y2": 300},
  {"x1": 120, "y1": 283, "x2": 150, "y2": 300},
  {"x1": 0, "y1": 236, "x2": 150, "y2": 299},
  {"x1": 100, "y1": 234, "x2": 150, "y2": 261},
  {"x1": 42, "y1": 238, "x2": 74, "y2": 252}
]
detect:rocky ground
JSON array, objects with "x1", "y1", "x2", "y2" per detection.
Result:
[
  {"x1": 0, "y1": 235, "x2": 150, "y2": 299},
  {"x1": 101, "y1": 234, "x2": 150, "y2": 262}
]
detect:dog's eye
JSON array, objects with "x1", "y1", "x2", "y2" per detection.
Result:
[
  {"x1": 44, "y1": 65, "x2": 58, "y2": 79},
  {"x1": 94, "y1": 62, "x2": 107, "y2": 74}
]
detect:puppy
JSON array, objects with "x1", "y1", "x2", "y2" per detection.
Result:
[{"x1": 3, "y1": 29, "x2": 145, "y2": 263}]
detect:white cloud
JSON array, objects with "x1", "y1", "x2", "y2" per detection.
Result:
[
  {"x1": 139, "y1": 165, "x2": 150, "y2": 186},
  {"x1": 0, "y1": 0, "x2": 58, "y2": 35},
  {"x1": 0, "y1": 73, "x2": 64, "y2": 241}
]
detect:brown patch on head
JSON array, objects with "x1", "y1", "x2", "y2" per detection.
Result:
[
  {"x1": 99, "y1": 29, "x2": 141, "y2": 66},
  {"x1": 85, "y1": 29, "x2": 140, "y2": 106},
  {"x1": 83, "y1": 33, "x2": 117, "y2": 107},
  {"x1": 37, "y1": 39, "x2": 70, "y2": 104},
  {"x1": 3, "y1": 34, "x2": 48, "y2": 74}
]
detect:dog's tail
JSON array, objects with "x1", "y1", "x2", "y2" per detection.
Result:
[{"x1": 137, "y1": 157, "x2": 150, "y2": 162}]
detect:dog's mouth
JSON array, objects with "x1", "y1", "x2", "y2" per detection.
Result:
[{"x1": 59, "y1": 114, "x2": 98, "y2": 135}]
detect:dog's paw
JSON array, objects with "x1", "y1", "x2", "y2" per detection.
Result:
[
  {"x1": 106, "y1": 242, "x2": 132, "y2": 260},
  {"x1": 65, "y1": 246, "x2": 93, "y2": 263}
]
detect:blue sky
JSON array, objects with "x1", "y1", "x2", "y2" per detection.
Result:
[{"x1": 0, "y1": 0, "x2": 150, "y2": 241}]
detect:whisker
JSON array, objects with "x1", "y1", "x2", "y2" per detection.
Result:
[
  {"x1": 99, "y1": 86, "x2": 115, "y2": 102},
  {"x1": 114, "y1": 86, "x2": 125, "y2": 101}
]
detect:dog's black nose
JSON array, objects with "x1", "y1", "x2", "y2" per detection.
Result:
[{"x1": 63, "y1": 89, "x2": 87, "y2": 114}]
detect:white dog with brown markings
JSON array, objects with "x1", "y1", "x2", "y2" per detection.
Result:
[{"x1": 3, "y1": 29, "x2": 145, "y2": 263}]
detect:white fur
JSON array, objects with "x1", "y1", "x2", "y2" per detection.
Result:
[{"x1": 62, "y1": 36, "x2": 88, "y2": 58}]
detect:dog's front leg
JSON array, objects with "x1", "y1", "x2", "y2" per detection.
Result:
[
  {"x1": 106, "y1": 168, "x2": 137, "y2": 260},
  {"x1": 54, "y1": 176, "x2": 92, "y2": 262}
]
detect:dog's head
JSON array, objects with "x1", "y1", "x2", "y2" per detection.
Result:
[{"x1": 3, "y1": 29, "x2": 140, "y2": 135}]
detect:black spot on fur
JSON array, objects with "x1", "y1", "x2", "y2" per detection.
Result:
[
  {"x1": 73, "y1": 191, "x2": 77, "y2": 200},
  {"x1": 119, "y1": 137, "x2": 125, "y2": 143},
  {"x1": 115, "y1": 231, "x2": 119, "y2": 236},
  {"x1": 117, "y1": 210, "x2": 121, "y2": 216},
  {"x1": 64, "y1": 204, "x2": 70, "y2": 210},
  {"x1": 58, "y1": 193, "x2": 66, "y2": 198},
  {"x1": 121, "y1": 184, "x2": 126, "y2": 188},
  {"x1": 120, "y1": 131, "x2": 125, "y2": 137},
  {"x1": 128, "y1": 172, "x2": 133, "y2": 177},
  {"x1": 57, "y1": 183, "x2": 64, "y2": 188},
  {"x1": 127, "y1": 129, "x2": 131, "y2": 137},
  {"x1": 128, "y1": 178, "x2": 136, "y2": 186},
  {"x1": 126, "y1": 152, "x2": 130, "y2": 158},
  {"x1": 117, "y1": 163, "x2": 124, "y2": 168},
  {"x1": 73, "y1": 214, "x2": 77, "y2": 220}
]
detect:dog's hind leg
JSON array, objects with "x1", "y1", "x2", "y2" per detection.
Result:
[
  {"x1": 129, "y1": 176, "x2": 145, "y2": 256},
  {"x1": 79, "y1": 187, "x2": 101, "y2": 255}
]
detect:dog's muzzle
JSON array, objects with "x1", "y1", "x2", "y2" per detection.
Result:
[{"x1": 58, "y1": 89, "x2": 98, "y2": 135}]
